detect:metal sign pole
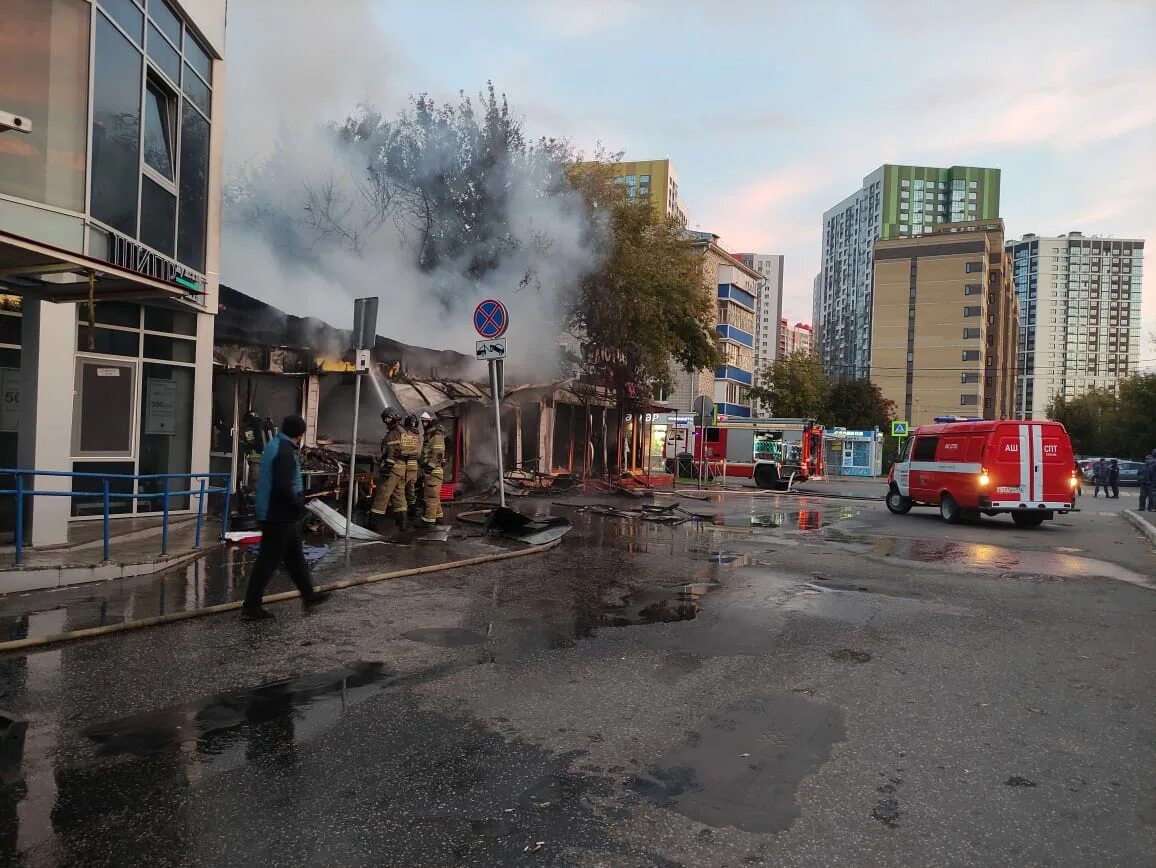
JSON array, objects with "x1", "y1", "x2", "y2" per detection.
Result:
[
  {"x1": 344, "y1": 372, "x2": 361, "y2": 556},
  {"x1": 489, "y1": 359, "x2": 506, "y2": 507}
]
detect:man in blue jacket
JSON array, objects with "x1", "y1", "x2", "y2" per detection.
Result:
[{"x1": 242, "y1": 414, "x2": 329, "y2": 621}]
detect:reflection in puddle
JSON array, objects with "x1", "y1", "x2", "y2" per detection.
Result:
[
  {"x1": 599, "y1": 582, "x2": 719, "y2": 627},
  {"x1": 83, "y1": 661, "x2": 389, "y2": 762},
  {"x1": 869, "y1": 538, "x2": 1153, "y2": 588}
]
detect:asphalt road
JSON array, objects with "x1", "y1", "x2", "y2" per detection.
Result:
[{"x1": 1, "y1": 492, "x2": 1154, "y2": 867}]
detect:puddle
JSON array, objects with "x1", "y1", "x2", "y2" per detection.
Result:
[
  {"x1": 628, "y1": 693, "x2": 846, "y2": 833},
  {"x1": 869, "y1": 538, "x2": 1153, "y2": 589},
  {"x1": 83, "y1": 661, "x2": 389, "y2": 761},
  {"x1": 599, "y1": 583, "x2": 718, "y2": 627},
  {"x1": 402, "y1": 627, "x2": 485, "y2": 647}
]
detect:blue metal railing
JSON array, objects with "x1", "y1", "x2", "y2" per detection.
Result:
[{"x1": 0, "y1": 470, "x2": 232, "y2": 566}]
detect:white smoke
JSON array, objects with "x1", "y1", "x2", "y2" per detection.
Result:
[{"x1": 221, "y1": 1, "x2": 601, "y2": 380}]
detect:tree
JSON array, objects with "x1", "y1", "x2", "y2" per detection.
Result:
[
  {"x1": 1046, "y1": 388, "x2": 1122, "y2": 456},
  {"x1": 823, "y1": 379, "x2": 895, "y2": 430},
  {"x1": 226, "y1": 83, "x2": 581, "y2": 310},
  {"x1": 749, "y1": 351, "x2": 828, "y2": 418},
  {"x1": 1116, "y1": 374, "x2": 1156, "y2": 458}
]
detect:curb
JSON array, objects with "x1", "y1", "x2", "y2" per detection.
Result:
[
  {"x1": 1123, "y1": 510, "x2": 1156, "y2": 546},
  {"x1": 0, "y1": 539, "x2": 562, "y2": 654}
]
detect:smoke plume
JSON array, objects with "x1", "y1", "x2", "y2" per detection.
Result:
[{"x1": 222, "y1": 1, "x2": 601, "y2": 381}]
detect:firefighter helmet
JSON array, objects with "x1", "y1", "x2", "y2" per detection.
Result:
[{"x1": 403, "y1": 413, "x2": 420, "y2": 430}]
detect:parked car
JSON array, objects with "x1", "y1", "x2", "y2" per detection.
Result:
[{"x1": 1081, "y1": 458, "x2": 1143, "y2": 485}]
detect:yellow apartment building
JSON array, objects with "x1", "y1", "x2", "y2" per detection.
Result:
[{"x1": 871, "y1": 220, "x2": 1019, "y2": 424}]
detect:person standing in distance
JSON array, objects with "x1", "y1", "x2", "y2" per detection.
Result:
[{"x1": 241, "y1": 414, "x2": 329, "y2": 621}]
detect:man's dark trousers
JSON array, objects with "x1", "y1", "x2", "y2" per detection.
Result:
[{"x1": 244, "y1": 521, "x2": 314, "y2": 610}]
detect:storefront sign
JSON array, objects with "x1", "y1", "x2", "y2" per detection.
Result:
[
  {"x1": 145, "y1": 378, "x2": 177, "y2": 435},
  {"x1": 104, "y1": 229, "x2": 202, "y2": 288},
  {"x1": 0, "y1": 367, "x2": 19, "y2": 432}
]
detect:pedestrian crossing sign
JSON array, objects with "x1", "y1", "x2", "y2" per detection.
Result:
[{"x1": 891, "y1": 420, "x2": 909, "y2": 437}]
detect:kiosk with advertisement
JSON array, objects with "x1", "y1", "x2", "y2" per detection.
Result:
[{"x1": 823, "y1": 428, "x2": 883, "y2": 477}]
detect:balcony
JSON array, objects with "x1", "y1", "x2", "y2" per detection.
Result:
[
  {"x1": 714, "y1": 366, "x2": 753, "y2": 386},
  {"x1": 717, "y1": 284, "x2": 756, "y2": 310},
  {"x1": 715, "y1": 324, "x2": 754, "y2": 347}
]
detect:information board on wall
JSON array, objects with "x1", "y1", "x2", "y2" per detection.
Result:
[
  {"x1": 0, "y1": 367, "x2": 19, "y2": 432},
  {"x1": 145, "y1": 378, "x2": 177, "y2": 435}
]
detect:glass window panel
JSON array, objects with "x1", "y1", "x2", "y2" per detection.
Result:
[
  {"x1": 0, "y1": 0, "x2": 91, "y2": 211},
  {"x1": 177, "y1": 105, "x2": 209, "y2": 271},
  {"x1": 184, "y1": 32, "x2": 212, "y2": 83},
  {"x1": 91, "y1": 14, "x2": 142, "y2": 235},
  {"x1": 143, "y1": 333, "x2": 194, "y2": 362},
  {"x1": 77, "y1": 300, "x2": 140, "y2": 327},
  {"x1": 71, "y1": 460, "x2": 135, "y2": 516},
  {"x1": 143, "y1": 80, "x2": 176, "y2": 179},
  {"x1": 99, "y1": 0, "x2": 143, "y2": 43},
  {"x1": 144, "y1": 307, "x2": 197, "y2": 335},
  {"x1": 147, "y1": 22, "x2": 181, "y2": 83},
  {"x1": 137, "y1": 363, "x2": 195, "y2": 510},
  {"x1": 148, "y1": 0, "x2": 181, "y2": 46},
  {"x1": 77, "y1": 325, "x2": 140, "y2": 356},
  {"x1": 182, "y1": 63, "x2": 211, "y2": 116},
  {"x1": 140, "y1": 176, "x2": 176, "y2": 256},
  {"x1": 0, "y1": 316, "x2": 20, "y2": 346}
]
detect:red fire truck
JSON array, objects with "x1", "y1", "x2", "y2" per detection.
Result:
[
  {"x1": 669, "y1": 417, "x2": 824, "y2": 488},
  {"x1": 886, "y1": 417, "x2": 1078, "y2": 526}
]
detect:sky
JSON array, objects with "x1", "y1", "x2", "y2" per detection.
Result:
[{"x1": 225, "y1": 0, "x2": 1156, "y2": 364}]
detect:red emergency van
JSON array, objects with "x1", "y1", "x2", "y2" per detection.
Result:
[{"x1": 886, "y1": 418, "x2": 1077, "y2": 527}]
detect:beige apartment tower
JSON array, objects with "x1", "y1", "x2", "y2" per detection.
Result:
[{"x1": 871, "y1": 220, "x2": 1019, "y2": 424}]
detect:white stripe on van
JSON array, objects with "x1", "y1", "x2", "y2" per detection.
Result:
[
  {"x1": 1018, "y1": 424, "x2": 1030, "y2": 500},
  {"x1": 908, "y1": 462, "x2": 982, "y2": 474},
  {"x1": 1031, "y1": 424, "x2": 1044, "y2": 501}
]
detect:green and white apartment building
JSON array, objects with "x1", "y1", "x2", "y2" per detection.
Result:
[
  {"x1": 815, "y1": 164, "x2": 1001, "y2": 380},
  {"x1": 0, "y1": 0, "x2": 226, "y2": 547}
]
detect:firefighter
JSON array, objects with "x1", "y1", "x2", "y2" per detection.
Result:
[
  {"x1": 420, "y1": 411, "x2": 447, "y2": 525},
  {"x1": 401, "y1": 413, "x2": 423, "y2": 518},
  {"x1": 370, "y1": 410, "x2": 407, "y2": 530}
]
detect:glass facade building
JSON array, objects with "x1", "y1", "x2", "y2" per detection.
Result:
[{"x1": 0, "y1": 0, "x2": 226, "y2": 551}]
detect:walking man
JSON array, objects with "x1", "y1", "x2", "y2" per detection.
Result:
[
  {"x1": 1092, "y1": 458, "x2": 1108, "y2": 498},
  {"x1": 242, "y1": 414, "x2": 329, "y2": 621},
  {"x1": 1073, "y1": 459, "x2": 1083, "y2": 497},
  {"x1": 1108, "y1": 459, "x2": 1120, "y2": 499}
]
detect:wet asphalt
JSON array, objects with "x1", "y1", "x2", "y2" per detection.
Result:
[{"x1": 1, "y1": 492, "x2": 1154, "y2": 867}]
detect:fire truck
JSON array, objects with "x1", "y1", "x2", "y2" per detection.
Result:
[
  {"x1": 886, "y1": 417, "x2": 1077, "y2": 526},
  {"x1": 668, "y1": 417, "x2": 824, "y2": 488}
]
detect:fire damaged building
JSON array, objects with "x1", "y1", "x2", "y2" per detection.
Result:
[{"x1": 211, "y1": 286, "x2": 663, "y2": 508}]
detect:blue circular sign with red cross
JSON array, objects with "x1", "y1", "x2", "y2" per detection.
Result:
[{"x1": 473, "y1": 299, "x2": 509, "y2": 338}]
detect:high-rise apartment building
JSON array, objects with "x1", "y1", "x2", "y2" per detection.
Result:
[
  {"x1": 665, "y1": 232, "x2": 761, "y2": 417},
  {"x1": 1007, "y1": 232, "x2": 1144, "y2": 419},
  {"x1": 780, "y1": 321, "x2": 814, "y2": 357},
  {"x1": 734, "y1": 253, "x2": 784, "y2": 413},
  {"x1": 871, "y1": 220, "x2": 1018, "y2": 424},
  {"x1": 817, "y1": 165, "x2": 1001, "y2": 380},
  {"x1": 573, "y1": 158, "x2": 687, "y2": 227}
]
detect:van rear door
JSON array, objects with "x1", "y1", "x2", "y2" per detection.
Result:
[
  {"x1": 991, "y1": 424, "x2": 1029, "y2": 503},
  {"x1": 1037, "y1": 424, "x2": 1072, "y2": 502}
]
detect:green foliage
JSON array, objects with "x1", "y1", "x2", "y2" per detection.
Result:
[
  {"x1": 749, "y1": 351, "x2": 828, "y2": 418},
  {"x1": 1047, "y1": 375, "x2": 1156, "y2": 458},
  {"x1": 566, "y1": 174, "x2": 722, "y2": 404},
  {"x1": 823, "y1": 379, "x2": 895, "y2": 430}
]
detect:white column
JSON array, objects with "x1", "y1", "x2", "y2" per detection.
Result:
[
  {"x1": 188, "y1": 311, "x2": 214, "y2": 478},
  {"x1": 18, "y1": 299, "x2": 75, "y2": 546}
]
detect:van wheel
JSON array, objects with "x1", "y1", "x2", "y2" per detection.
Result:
[
  {"x1": 1011, "y1": 511, "x2": 1046, "y2": 528},
  {"x1": 886, "y1": 487, "x2": 912, "y2": 514},
  {"x1": 939, "y1": 494, "x2": 961, "y2": 524}
]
